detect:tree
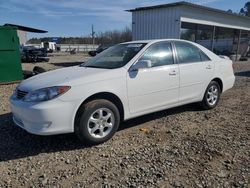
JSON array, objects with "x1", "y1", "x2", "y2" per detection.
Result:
[
  {"x1": 239, "y1": 1, "x2": 250, "y2": 17},
  {"x1": 95, "y1": 26, "x2": 132, "y2": 44},
  {"x1": 27, "y1": 26, "x2": 132, "y2": 45}
]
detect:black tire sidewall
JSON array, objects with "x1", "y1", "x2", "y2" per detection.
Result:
[
  {"x1": 202, "y1": 81, "x2": 221, "y2": 109},
  {"x1": 76, "y1": 99, "x2": 120, "y2": 145}
]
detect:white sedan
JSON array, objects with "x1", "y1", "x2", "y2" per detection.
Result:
[{"x1": 10, "y1": 39, "x2": 235, "y2": 145}]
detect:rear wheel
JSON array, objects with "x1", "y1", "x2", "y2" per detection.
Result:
[
  {"x1": 200, "y1": 81, "x2": 221, "y2": 110},
  {"x1": 75, "y1": 99, "x2": 120, "y2": 145}
]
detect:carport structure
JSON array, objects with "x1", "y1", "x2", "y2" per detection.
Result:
[
  {"x1": 128, "y1": 1, "x2": 250, "y2": 59},
  {"x1": 0, "y1": 24, "x2": 47, "y2": 83}
]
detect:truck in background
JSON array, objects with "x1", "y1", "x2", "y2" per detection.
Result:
[{"x1": 41, "y1": 42, "x2": 58, "y2": 53}]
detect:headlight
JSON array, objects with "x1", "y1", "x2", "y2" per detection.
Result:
[{"x1": 23, "y1": 86, "x2": 71, "y2": 102}]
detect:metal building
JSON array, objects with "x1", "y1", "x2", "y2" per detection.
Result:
[
  {"x1": 4, "y1": 24, "x2": 47, "y2": 45},
  {"x1": 17, "y1": 30, "x2": 28, "y2": 45},
  {"x1": 128, "y1": 1, "x2": 250, "y2": 59},
  {"x1": 0, "y1": 24, "x2": 47, "y2": 84}
]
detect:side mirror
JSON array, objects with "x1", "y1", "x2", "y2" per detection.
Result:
[{"x1": 130, "y1": 60, "x2": 152, "y2": 71}]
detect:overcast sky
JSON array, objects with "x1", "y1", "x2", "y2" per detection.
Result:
[{"x1": 0, "y1": 0, "x2": 248, "y2": 38}]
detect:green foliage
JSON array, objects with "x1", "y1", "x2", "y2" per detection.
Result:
[
  {"x1": 239, "y1": 1, "x2": 250, "y2": 16},
  {"x1": 27, "y1": 26, "x2": 132, "y2": 45}
]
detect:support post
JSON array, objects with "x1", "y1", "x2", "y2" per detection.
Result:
[
  {"x1": 235, "y1": 30, "x2": 242, "y2": 62},
  {"x1": 91, "y1": 24, "x2": 95, "y2": 45},
  {"x1": 211, "y1": 26, "x2": 216, "y2": 52},
  {"x1": 195, "y1": 24, "x2": 198, "y2": 43}
]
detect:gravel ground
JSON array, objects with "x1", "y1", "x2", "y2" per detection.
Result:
[
  {"x1": 0, "y1": 55, "x2": 249, "y2": 187},
  {"x1": 21, "y1": 53, "x2": 89, "y2": 72}
]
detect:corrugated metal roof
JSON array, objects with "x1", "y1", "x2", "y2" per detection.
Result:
[
  {"x1": 127, "y1": 1, "x2": 250, "y2": 21},
  {"x1": 4, "y1": 23, "x2": 47, "y2": 33}
]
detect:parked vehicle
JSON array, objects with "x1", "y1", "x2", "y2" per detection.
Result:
[
  {"x1": 10, "y1": 39, "x2": 235, "y2": 145},
  {"x1": 21, "y1": 46, "x2": 49, "y2": 63},
  {"x1": 88, "y1": 44, "x2": 113, "y2": 56},
  {"x1": 41, "y1": 42, "x2": 57, "y2": 53}
]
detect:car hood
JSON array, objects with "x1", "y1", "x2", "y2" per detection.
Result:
[{"x1": 18, "y1": 66, "x2": 124, "y2": 91}]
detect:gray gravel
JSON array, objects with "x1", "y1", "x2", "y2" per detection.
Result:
[
  {"x1": 21, "y1": 53, "x2": 89, "y2": 72},
  {"x1": 0, "y1": 55, "x2": 249, "y2": 187}
]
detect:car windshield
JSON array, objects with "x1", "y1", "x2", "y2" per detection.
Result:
[{"x1": 81, "y1": 43, "x2": 147, "y2": 69}]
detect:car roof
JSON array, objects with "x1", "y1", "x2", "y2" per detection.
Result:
[
  {"x1": 122, "y1": 39, "x2": 197, "y2": 45},
  {"x1": 122, "y1": 39, "x2": 221, "y2": 61}
]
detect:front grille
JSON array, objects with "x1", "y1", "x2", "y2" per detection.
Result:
[{"x1": 16, "y1": 89, "x2": 28, "y2": 99}]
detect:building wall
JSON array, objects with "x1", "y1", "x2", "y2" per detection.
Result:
[
  {"x1": 59, "y1": 44, "x2": 99, "y2": 52},
  {"x1": 131, "y1": 5, "x2": 250, "y2": 41},
  {"x1": 30, "y1": 44, "x2": 99, "y2": 52},
  {"x1": 17, "y1": 30, "x2": 27, "y2": 45},
  {"x1": 132, "y1": 7, "x2": 181, "y2": 40}
]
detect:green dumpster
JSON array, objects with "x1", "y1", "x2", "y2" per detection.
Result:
[{"x1": 0, "y1": 26, "x2": 23, "y2": 84}]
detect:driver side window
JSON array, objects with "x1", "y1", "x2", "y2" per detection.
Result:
[{"x1": 139, "y1": 42, "x2": 174, "y2": 67}]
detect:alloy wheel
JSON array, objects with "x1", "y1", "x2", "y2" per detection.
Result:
[
  {"x1": 206, "y1": 85, "x2": 219, "y2": 106},
  {"x1": 87, "y1": 108, "x2": 115, "y2": 138}
]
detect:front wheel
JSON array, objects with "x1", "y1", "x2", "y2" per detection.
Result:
[
  {"x1": 75, "y1": 99, "x2": 120, "y2": 145},
  {"x1": 200, "y1": 81, "x2": 221, "y2": 110}
]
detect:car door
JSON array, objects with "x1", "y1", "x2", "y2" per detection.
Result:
[
  {"x1": 174, "y1": 41, "x2": 214, "y2": 103},
  {"x1": 127, "y1": 42, "x2": 179, "y2": 115}
]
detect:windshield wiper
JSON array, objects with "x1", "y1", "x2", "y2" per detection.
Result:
[{"x1": 84, "y1": 65, "x2": 106, "y2": 69}]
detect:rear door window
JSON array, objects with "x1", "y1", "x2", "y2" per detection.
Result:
[{"x1": 174, "y1": 41, "x2": 210, "y2": 63}]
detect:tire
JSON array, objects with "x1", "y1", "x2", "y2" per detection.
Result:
[
  {"x1": 33, "y1": 66, "x2": 46, "y2": 74},
  {"x1": 75, "y1": 99, "x2": 120, "y2": 145},
  {"x1": 200, "y1": 81, "x2": 221, "y2": 110}
]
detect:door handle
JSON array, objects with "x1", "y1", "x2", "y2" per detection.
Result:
[
  {"x1": 169, "y1": 70, "x2": 177, "y2": 76},
  {"x1": 206, "y1": 65, "x2": 212, "y2": 69}
]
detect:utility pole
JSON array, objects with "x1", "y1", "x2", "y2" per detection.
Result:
[{"x1": 91, "y1": 24, "x2": 95, "y2": 45}]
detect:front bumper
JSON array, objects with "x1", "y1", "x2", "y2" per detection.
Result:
[{"x1": 10, "y1": 98, "x2": 78, "y2": 135}]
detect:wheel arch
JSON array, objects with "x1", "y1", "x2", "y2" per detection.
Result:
[
  {"x1": 202, "y1": 77, "x2": 223, "y2": 100},
  {"x1": 211, "y1": 77, "x2": 223, "y2": 92},
  {"x1": 74, "y1": 92, "x2": 125, "y2": 130}
]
